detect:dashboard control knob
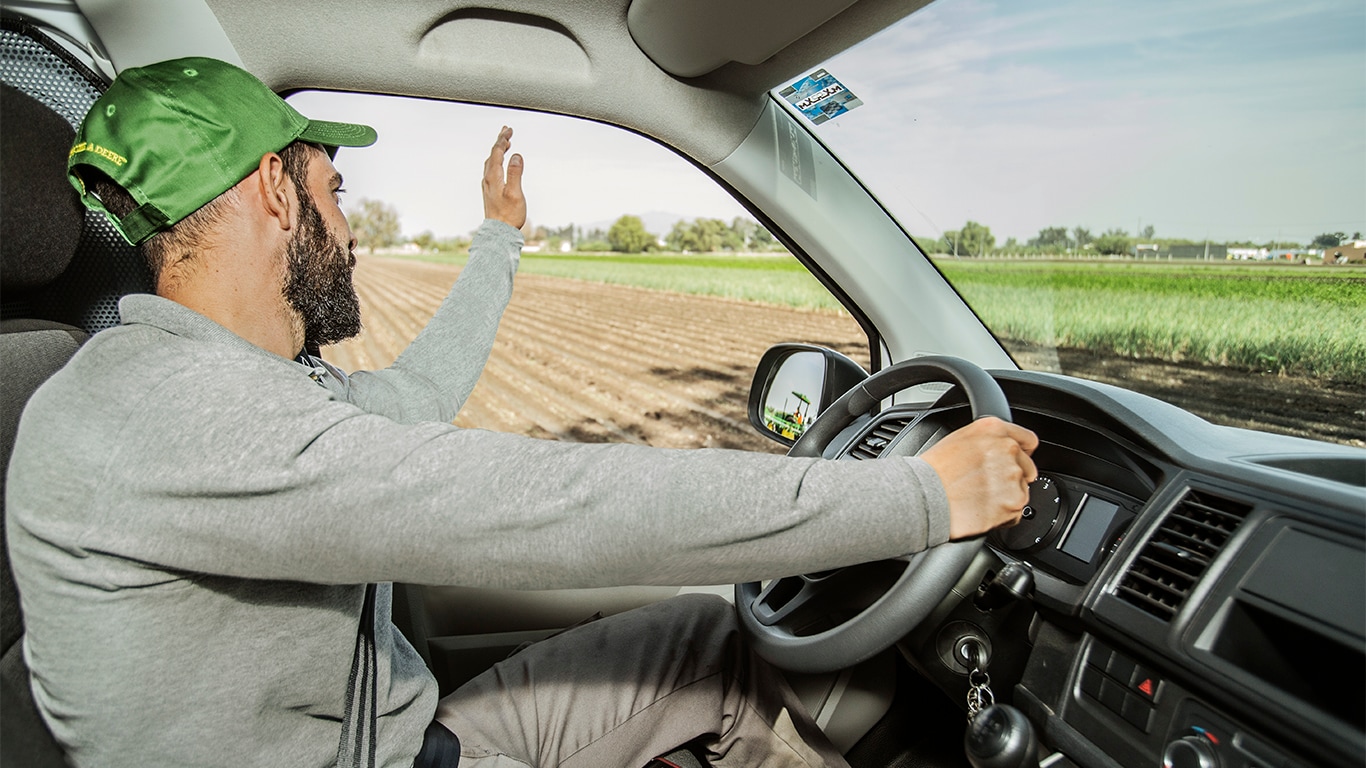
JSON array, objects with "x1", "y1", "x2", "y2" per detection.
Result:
[
  {"x1": 1163, "y1": 735, "x2": 1218, "y2": 768},
  {"x1": 997, "y1": 475, "x2": 1061, "y2": 552}
]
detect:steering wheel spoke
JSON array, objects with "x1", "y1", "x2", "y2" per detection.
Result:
[{"x1": 749, "y1": 575, "x2": 825, "y2": 627}]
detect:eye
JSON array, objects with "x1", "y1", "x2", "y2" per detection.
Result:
[{"x1": 333, "y1": 187, "x2": 347, "y2": 204}]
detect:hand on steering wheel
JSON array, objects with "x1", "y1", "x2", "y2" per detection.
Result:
[
  {"x1": 922, "y1": 416, "x2": 1038, "y2": 539},
  {"x1": 736, "y1": 355, "x2": 1032, "y2": 674}
]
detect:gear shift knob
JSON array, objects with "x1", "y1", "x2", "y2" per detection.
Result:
[{"x1": 965, "y1": 704, "x2": 1039, "y2": 768}]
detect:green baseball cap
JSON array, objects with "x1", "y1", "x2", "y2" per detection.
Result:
[{"x1": 68, "y1": 57, "x2": 377, "y2": 244}]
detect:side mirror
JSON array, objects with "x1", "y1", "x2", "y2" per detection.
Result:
[{"x1": 748, "y1": 343, "x2": 868, "y2": 446}]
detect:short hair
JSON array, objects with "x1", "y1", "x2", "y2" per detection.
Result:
[{"x1": 86, "y1": 140, "x2": 316, "y2": 284}]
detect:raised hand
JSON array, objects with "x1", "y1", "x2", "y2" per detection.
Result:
[{"x1": 483, "y1": 125, "x2": 526, "y2": 229}]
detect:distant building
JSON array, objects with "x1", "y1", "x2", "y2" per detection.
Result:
[{"x1": 1324, "y1": 240, "x2": 1366, "y2": 265}]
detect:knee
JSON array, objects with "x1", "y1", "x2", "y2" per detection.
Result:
[{"x1": 667, "y1": 592, "x2": 738, "y2": 633}]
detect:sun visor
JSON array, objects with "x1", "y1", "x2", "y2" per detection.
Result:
[{"x1": 626, "y1": 0, "x2": 857, "y2": 78}]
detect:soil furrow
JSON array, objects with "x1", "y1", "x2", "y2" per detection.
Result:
[
  {"x1": 490, "y1": 329, "x2": 755, "y2": 441},
  {"x1": 503, "y1": 277, "x2": 865, "y2": 360},
  {"x1": 326, "y1": 255, "x2": 860, "y2": 453}
]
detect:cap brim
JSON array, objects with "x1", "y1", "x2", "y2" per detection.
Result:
[{"x1": 299, "y1": 119, "x2": 377, "y2": 149}]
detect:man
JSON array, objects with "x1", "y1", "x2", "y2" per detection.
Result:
[{"x1": 7, "y1": 58, "x2": 1037, "y2": 767}]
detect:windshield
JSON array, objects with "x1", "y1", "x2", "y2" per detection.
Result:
[{"x1": 780, "y1": 0, "x2": 1364, "y2": 448}]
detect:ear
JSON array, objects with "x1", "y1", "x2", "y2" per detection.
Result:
[{"x1": 253, "y1": 152, "x2": 295, "y2": 232}]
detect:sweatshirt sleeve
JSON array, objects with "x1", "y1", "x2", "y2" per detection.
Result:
[
  {"x1": 78, "y1": 358, "x2": 952, "y2": 589},
  {"x1": 327, "y1": 219, "x2": 522, "y2": 423}
]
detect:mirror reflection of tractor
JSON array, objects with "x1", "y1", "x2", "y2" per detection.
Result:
[{"x1": 764, "y1": 391, "x2": 812, "y2": 440}]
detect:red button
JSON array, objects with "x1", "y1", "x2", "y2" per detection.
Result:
[{"x1": 1137, "y1": 678, "x2": 1154, "y2": 698}]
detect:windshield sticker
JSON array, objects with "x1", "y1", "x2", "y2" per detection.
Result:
[{"x1": 780, "y1": 69, "x2": 863, "y2": 125}]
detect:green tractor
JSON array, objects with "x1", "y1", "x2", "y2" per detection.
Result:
[{"x1": 763, "y1": 391, "x2": 812, "y2": 440}]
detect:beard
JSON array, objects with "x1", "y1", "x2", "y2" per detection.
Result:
[{"x1": 282, "y1": 190, "x2": 362, "y2": 348}]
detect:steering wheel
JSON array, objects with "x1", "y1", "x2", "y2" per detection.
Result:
[{"x1": 736, "y1": 355, "x2": 1011, "y2": 674}]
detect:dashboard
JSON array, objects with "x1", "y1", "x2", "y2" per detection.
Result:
[{"x1": 830, "y1": 370, "x2": 1366, "y2": 768}]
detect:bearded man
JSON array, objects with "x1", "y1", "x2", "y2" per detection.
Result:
[{"x1": 8, "y1": 57, "x2": 1036, "y2": 768}]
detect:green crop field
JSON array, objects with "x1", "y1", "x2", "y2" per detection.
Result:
[
  {"x1": 397, "y1": 249, "x2": 1365, "y2": 381},
  {"x1": 935, "y1": 260, "x2": 1365, "y2": 382},
  {"x1": 519, "y1": 252, "x2": 846, "y2": 311},
  {"x1": 415, "y1": 250, "x2": 848, "y2": 311}
]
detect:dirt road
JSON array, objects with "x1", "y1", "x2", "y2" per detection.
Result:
[{"x1": 325, "y1": 256, "x2": 1363, "y2": 451}]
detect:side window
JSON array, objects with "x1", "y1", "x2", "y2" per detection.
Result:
[{"x1": 290, "y1": 93, "x2": 866, "y2": 452}]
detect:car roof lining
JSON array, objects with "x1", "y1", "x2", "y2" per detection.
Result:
[
  {"x1": 73, "y1": 0, "x2": 240, "y2": 70},
  {"x1": 66, "y1": 0, "x2": 929, "y2": 167}
]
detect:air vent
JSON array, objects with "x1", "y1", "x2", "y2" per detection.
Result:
[
  {"x1": 848, "y1": 416, "x2": 913, "y2": 460},
  {"x1": 1115, "y1": 489, "x2": 1252, "y2": 621}
]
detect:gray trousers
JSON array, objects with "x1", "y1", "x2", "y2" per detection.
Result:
[{"x1": 433, "y1": 594, "x2": 850, "y2": 768}]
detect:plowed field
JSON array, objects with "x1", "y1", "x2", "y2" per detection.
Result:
[{"x1": 323, "y1": 255, "x2": 869, "y2": 453}]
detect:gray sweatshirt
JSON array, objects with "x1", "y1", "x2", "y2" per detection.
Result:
[{"x1": 6, "y1": 219, "x2": 949, "y2": 767}]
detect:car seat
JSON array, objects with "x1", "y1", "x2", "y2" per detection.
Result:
[{"x1": 1, "y1": 18, "x2": 154, "y2": 767}]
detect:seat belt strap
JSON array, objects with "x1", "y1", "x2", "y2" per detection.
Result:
[{"x1": 337, "y1": 583, "x2": 378, "y2": 768}]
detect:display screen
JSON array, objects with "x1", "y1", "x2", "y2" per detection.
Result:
[{"x1": 1059, "y1": 495, "x2": 1120, "y2": 562}]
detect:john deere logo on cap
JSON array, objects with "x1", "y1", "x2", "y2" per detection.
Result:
[{"x1": 69, "y1": 141, "x2": 128, "y2": 167}]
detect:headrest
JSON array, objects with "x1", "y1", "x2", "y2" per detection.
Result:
[{"x1": 1, "y1": 82, "x2": 84, "y2": 291}]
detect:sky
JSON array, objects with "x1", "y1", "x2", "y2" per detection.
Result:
[
  {"x1": 288, "y1": 94, "x2": 750, "y2": 240},
  {"x1": 811, "y1": 0, "x2": 1366, "y2": 244},
  {"x1": 292, "y1": 0, "x2": 1364, "y2": 245}
]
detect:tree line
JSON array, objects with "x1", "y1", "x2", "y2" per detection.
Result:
[
  {"x1": 926, "y1": 221, "x2": 1362, "y2": 257},
  {"x1": 346, "y1": 198, "x2": 1360, "y2": 257},
  {"x1": 344, "y1": 199, "x2": 785, "y2": 255},
  {"x1": 525, "y1": 215, "x2": 784, "y2": 254}
]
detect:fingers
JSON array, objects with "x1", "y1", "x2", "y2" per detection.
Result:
[
  {"x1": 1003, "y1": 419, "x2": 1040, "y2": 458},
  {"x1": 974, "y1": 416, "x2": 1038, "y2": 455},
  {"x1": 484, "y1": 126, "x2": 512, "y2": 181},
  {"x1": 1016, "y1": 449, "x2": 1037, "y2": 490},
  {"x1": 996, "y1": 419, "x2": 1040, "y2": 505},
  {"x1": 502, "y1": 151, "x2": 524, "y2": 213},
  {"x1": 482, "y1": 126, "x2": 527, "y2": 229},
  {"x1": 975, "y1": 416, "x2": 1038, "y2": 490}
]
